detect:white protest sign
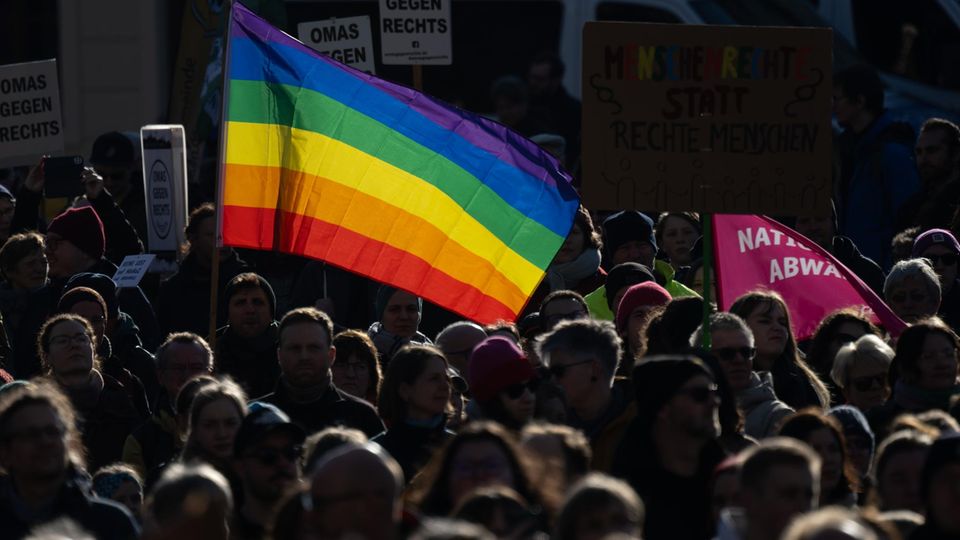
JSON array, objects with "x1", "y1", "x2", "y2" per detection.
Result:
[
  {"x1": 0, "y1": 59, "x2": 63, "y2": 161},
  {"x1": 140, "y1": 125, "x2": 188, "y2": 252},
  {"x1": 298, "y1": 16, "x2": 376, "y2": 74},
  {"x1": 113, "y1": 254, "x2": 156, "y2": 289},
  {"x1": 379, "y1": 0, "x2": 452, "y2": 65}
]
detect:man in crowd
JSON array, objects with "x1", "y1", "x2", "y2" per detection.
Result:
[
  {"x1": 900, "y1": 118, "x2": 960, "y2": 231},
  {"x1": 232, "y1": 402, "x2": 305, "y2": 539},
  {"x1": 912, "y1": 228, "x2": 960, "y2": 332},
  {"x1": 261, "y1": 307, "x2": 384, "y2": 436},
  {"x1": 367, "y1": 285, "x2": 431, "y2": 362},
  {"x1": 527, "y1": 52, "x2": 581, "y2": 168},
  {"x1": 435, "y1": 321, "x2": 487, "y2": 375},
  {"x1": 215, "y1": 272, "x2": 280, "y2": 398},
  {"x1": 308, "y1": 443, "x2": 404, "y2": 540},
  {"x1": 88, "y1": 131, "x2": 148, "y2": 244},
  {"x1": 536, "y1": 318, "x2": 634, "y2": 472},
  {"x1": 792, "y1": 206, "x2": 886, "y2": 295},
  {"x1": 539, "y1": 290, "x2": 590, "y2": 331},
  {"x1": 0, "y1": 381, "x2": 139, "y2": 538},
  {"x1": 123, "y1": 332, "x2": 213, "y2": 480}
]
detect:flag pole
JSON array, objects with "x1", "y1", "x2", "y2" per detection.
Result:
[
  {"x1": 412, "y1": 65, "x2": 423, "y2": 91},
  {"x1": 209, "y1": 0, "x2": 235, "y2": 347},
  {"x1": 700, "y1": 211, "x2": 714, "y2": 349}
]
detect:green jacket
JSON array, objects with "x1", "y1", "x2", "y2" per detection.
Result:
[{"x1": 585, "y1": 260, "x2": 699, "y2": 320}]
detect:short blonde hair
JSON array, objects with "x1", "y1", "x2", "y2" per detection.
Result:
[{"x1": 831, "y1": 334, "x2": 894, "y2": 390}]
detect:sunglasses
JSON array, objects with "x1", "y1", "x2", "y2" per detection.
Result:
[
  {"x1": 714, "y1": 347, "x2": 755, "y2": 363},
  {"x1": 677, "y1": 384, "x2": 719, "y2": 403},
  {"x1": 504, "y1": 379, "x2": 541, "y2": 399},
  {"x1": 926, "y1": 253, "x2": 959, "y2": 266},
  {"x1": 548, "y1": 358, "x2": 593, "y2": 378},
  {"x1": 850, "y1": 374, "x2": 885, "y2": 392},
  {"x1": 247, "y1": 445, "x2": 302, "y2": 467}
]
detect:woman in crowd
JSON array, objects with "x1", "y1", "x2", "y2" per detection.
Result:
[
  {"x1": 180, "y1": 377, "x2": 247, "y2": 490},
  {"x1": 730, "y1": 290, "x2": 831, "y2": 410},
  {"x1": 884, "y1": 259, "x2": 942, "y2": 324},
  {"x1": 643, "y1": 296, "x2": 704, "y2": 355},
  {"x1": 92, "y1": 463, "x2": 144, "y2": 520},
  {"x1": 38, "y1": 312, "x2": 141, "y2": 470},
  {"x1": 410, "y1": 421, "x2": 545, "y2": 518},
  {"x1": 373, "y1": 344, "x2": 455, "y2": 483},
  {"x1": 553, "y1": 473, "x2": 645, "y2": 540},
  {"x1": 520, "y1": 423, "x2": 592, "y2": 493},
  {"x1": 331, "y1": 329, "x2": 382, "y2": 405},
  {"x1": 614, "y1": 282, "x2": 671, "y2": 371},
  {"x1": 544, "y1": 204, "x2": 605, "y2": 297},
  {"x1": 778, "y1": 408, "x2": 860, "y2": 507},
  {"x1": 0, "y1": 232, "x2": 48, "y2": 375},
  {"x1": 830, "y1": 335, "x2": 895, "y2": 413},
  {"x1": 806, "y1": 309, "x2": 882, "y2": 403},
  {"x1": 655, "y1": 212, "x2": 700, "y2": 271},
  {"x1": 872, "y1": 429, "x2": 934, "y2": 513},
  {"x1": 467, "y1": 336, "x2": 539, "y2": 431}
]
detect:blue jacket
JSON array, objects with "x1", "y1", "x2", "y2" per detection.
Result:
[{"x1": 841, "y1": 112, "x2": 919, "y2": 270}]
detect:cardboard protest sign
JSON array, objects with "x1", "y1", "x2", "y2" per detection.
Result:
[
  {"x1": 582, "y1": 23, "x2": 832, "y2": 216},
  {"x1": 712, "y1": 214, "x2": 905, "y2": 339},
  {"x1": 0, "y1": 59, "x2": 63, "y2": 161},
  {"x1": 379, "y1": 0, "x2": 452, "y2": 65},
  {"x1": 140, "y1": 125, "x2": 189, "y2": 252},
  {"x1": 113, "y1": 254, "x2": 157, "y2": 288},
  {"x1": 298, "y1": 16, "x2": 376, "y2": 74}
]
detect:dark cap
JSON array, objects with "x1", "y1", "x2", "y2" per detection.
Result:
[
  {"x1": 89, "y1": 131, "x2": 135, "y2": 166},
  {"x1": 604, "y1": 262, "x2": 657, "y2": 311},
  {"x1": 913, "y1": 228, "x2": 960, "y2": 257},
  {"x1": 234, "y1": 402, "x2": 306, "y2": 455},
  {"x1": 602, "y1": 211, "x2": 657, "y2": 260},
  {"x1": 632, "y1": 355, "x2": 714, "y2": 427},
  {"x1": 63, "y1": 272, "x2": 119, "y2": 319}
]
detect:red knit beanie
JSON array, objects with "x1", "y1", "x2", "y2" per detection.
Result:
[
  {"x1": 467, "y1": 336, "x2": 536, "y2": 402},
  {"x1": 615, "y1": 281, "x2": 671, "y2": 333},
  {"x1": 47, "y1": 206, "x2": 105, "y2": 261}
]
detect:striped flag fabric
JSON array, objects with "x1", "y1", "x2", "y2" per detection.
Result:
[{"x1": 219, "y1": 3, "x2": 580, "y2": 323}]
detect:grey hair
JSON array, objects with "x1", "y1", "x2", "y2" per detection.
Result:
[
  {"x1": 535, "y1": 318, "x2": 622, "y2": 381},
  {"x1": 884, "y1": 258, "x2": 941, "y2": 300},
  {"x1": 831, "y1": 334, "x2": 894, "y2": 390},
  {"x1": 155, "y1": 332, "x2": 213, "y2": 372},
  {"x1": 689, "y1": 312, "x2": 755, "y2": 348}
]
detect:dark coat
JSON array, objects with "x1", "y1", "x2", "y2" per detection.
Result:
[
  {"x1": 68, "y1": 373, "x2": 142, "y2": 471},
  {"x1": 832, "y1": 235, "x2": 886, "y2": 296},
  {"x1": 122, "y1": 391, "x2": 179, "y2": 489},
  {"x1": 0, "y1": 469, "x2": 139, "y2": 540},
  {"x1": 372, "y1": 420, "x2": 454, "y2": 483},
  {"x1": 770, "y1": 355, "x2": 826, "y2": 411},
  {"x1": 156, "y1": 250, "x2": 249, "y2": 339},
  {"x1": 257, "y1": 382, "x2": 385, "y2": 437},
  {"x1": 109, "y1": 313, "x2": 161, "y2": 408},
  {"x1": 215, "y1": 322, "x2": 280, "y2": 399},
  {"x1": 88, "y1": 257, "x2": 160, "y2": 351}
]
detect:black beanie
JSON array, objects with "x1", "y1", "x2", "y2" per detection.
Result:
[
  {"x1": 375, "y1": 284, "x2": 422, "y2": 322},
  {"x1": 224, "y1": 273, "x2": 276, "y2": 317},
  {"x1": 604, "y1": 262, "x2": 657, "y2": 310},
  {"x1": 632, "y1": 355, "x2": 714, "y2": 427},
  {"x1": 64, "y1": 272, "x2": 119, "y2": 319},
  {"x1": 602, "y1": 211, "x2": 658, "y2": 260}
]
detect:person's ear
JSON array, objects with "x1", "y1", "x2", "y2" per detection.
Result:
[{"x1": 327, "y1": 345, "x2": 336, "y2": 367}]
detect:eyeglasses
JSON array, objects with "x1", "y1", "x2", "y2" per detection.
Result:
[
  {"x1": 246, "y1": 445, "x2": 302, "y2": 467},
  {"x1": 850, "y1": 374, "x2": 885, "y2": 392},
  {"x1": 713, "y1": 347, "x2": 755, "y2": 363},
  {"x1": 49, "y1": 333, "x2": 91, "y2": 348},
  {"x1": 926, "y1": 254, "x2": 959, "y2": 266},
  {"x1": 504, "y1": 379, "x2": 540, "y2": 399},
  {"x1": 548, "y1": 358, "x2": 594, "y2": 378},
  {"x1": 677, "y1": 384, "x2": 719, "y2": 403}
]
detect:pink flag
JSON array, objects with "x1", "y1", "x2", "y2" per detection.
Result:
[{"x1": 712, "y1": 214, "x2": 906, "y2": 340}]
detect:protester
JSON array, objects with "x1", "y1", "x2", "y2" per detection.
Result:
[
  {"x1": 467, "y1": 336, "x2": 539, "y2": 431},
  {"x1": 91, "y1": 463, "x2": 144, "y2": 520},
  {"x1": 778, "y1": 408, "x2": 860, "y2": 507},
  {"x1": 527, "y1": 52, "x2": 580, "y2": 167},
  {"x1": 730, "y1": 290, "x2": 831, "y2": 409},
  {"x1": 180, "y1": 377, "x2": 247, "y2": 489},
  {"x1": 232, "y1": 402, "x2": 305, "y2": 539},
  {"x1": 331, "y1": 329, "x2": 382, "y2": 404},
  {"x1": 452, "y1": 486, "x2": 545, "y2": 538},
  {"x1": 793, "y1": 207, "x2": 887, "y2": 296},
  {"x1": 88, "y1": 131, "x2": 147, "y2": 243},
  {"x1": 912, "y1": 433, "x2": 960, "y2": 538},
  {"x1": 873, "y1": 430, "x2": 933, "y2": 513},
  {"x1": 828, "y1": 405, "x2": 876, "y2": 493},
  {"x1": 539, "y1": 289, "x2": 590, "y2": 331},
  {"x1": 780, "y1": 506, "x2": 877, "y2": 540},
  {"x1": 434, "y1": 321, "x2": 487, "y2": 376},
  {"x1": 912, "y1": 228, "x2": 960, "y2": 331},
  {"x1": 615, "y1": 281, "x2": 671, "y2": 364},
  {"x1": 156, "y1": 203, "x2": 250, "y2": 339},
  {"x1": 553, "y1": 473, "x2": 644, "y2": 540},
  {"x1": 540, "y1": 205, "x2": 605, "y2": 298},
  {"x1": 367, "y1": 285, "x2": 431, "y2": 363},
  {"x1": 536, "y1": 318, "x2": 634, "y2": 472},
  {"x1": 806, "y1": 309, "x2": 882, "y2": 403},
  {"x1": 612, "y1": 355, "x2": 726, "y2": 540},
  {"x1": 692, "y1": 312, "x2": 794, "y2": 439},
  {"x1": 656, "y1": 211, "x2": 701, "y2": 271},
  {"x1": 884, "y1": 258, "x2": 942, "y2": 324},
  {"x1": 374, "y1": 344, "x2": 455, "y2": 483},
  {"x1": 0, "y1": 381, "x2": 139, "y2": 539},
  {"x1": 830, "y1": 334, "x2": 895, "y2": 413},
  {"x1": 301, "y1": 425, "x2": 368, "y2": 473},
  {"x1": 710, "y1": 456, "x2": 741, "y2": 527},
  {"x1": 307, "y1": 443, "x2": 404, "y2": 540},
  {"x1": 260, "y1": 307, "x2": 384, "y2": 436},
  {"x1": 37, "y1": 313, "x2": 140, "y2": 470},
  {"x1": 214, "y1": 272, "x2": 280, "y2": 398},
  {"x1": 520, "y1": 422, "x2": 592, "y2": 492},
  {"x1": 644, "y1": 295, "x2": 704, "y2": 355},
  {"x1": 584, "y1": 261, "x2": 656, "y2": 321},
  {"x1": 143, "y1": 462, "x2": 233, "y2": 540},
  {"x1": 901, "y1": 118, "x2": 960, "y2": 231},
  {"x1": 0, "y1": 233, "x2": 47, "y2": 369},
  {"x1": 123, "y1": 332, "x2": 213, "y2": 480}
]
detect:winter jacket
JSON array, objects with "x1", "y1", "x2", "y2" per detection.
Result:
[
  {"x1": 66, "y1": 373, "x2": 142, "y2": 471},
  {"x1": 831, "y1": 235, "x2": 886, "y2": 296},
  {"x1": 839, "y1": 113, "x2": 920, "y2": 269},
  {"x1": 109, "y1": 312, "x2": 161, "y2": 408},
  {"x1": 215, "y1": 321, "x2": 280, "y2": 399},
  {"x1": 372, "y1": 418, "x2": 455, "y2": 483},
  {"x1": 868, "y1": 380, "x2": 960, "y2": 439},
  {"x1": 257, "y1": 380, "x2": 385, "y2": 437},
  {"x1": 585, "y1": 260, "x2": 698, "y2": 320},
  {"x1": 567, "y1": 379, "x2": 637, "y2": 473},
  {"x1": 122, "y1": 391, "x2": 180, "y2": 486},
  {"x1": 0, "y1": 469, "x2": 139, "y2": 540},
  {"x1": 87, "y1": 257, "x2": 160, "y2": 351},
  {"x1": 738, "y1": 372, "x2": 795, "y2": 439},
  {"x1": 156, "y1": 250, "x2": 249, "y2": 339}
]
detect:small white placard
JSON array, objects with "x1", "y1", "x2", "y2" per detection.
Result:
[
  {"x1": 113, "y1": 254, "x2": 156, "y2": 288},
  {"x1": 298, "y1": 16, "x2": 377, "y2": 74},
  {"x1": 379, "y1": 0, "x2": 452, "y2": 65}
]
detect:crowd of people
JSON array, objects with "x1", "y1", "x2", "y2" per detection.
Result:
[{"x1": 1, "y1": 55, "x2": 960, "y2": 540}]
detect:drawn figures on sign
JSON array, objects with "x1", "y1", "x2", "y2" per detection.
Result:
[{"x1": 149, "y1": 160, "x2": 173, "y2": 239}]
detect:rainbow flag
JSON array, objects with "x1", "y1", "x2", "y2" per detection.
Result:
[{"x1": 219, "y1": 3, "x2": 579, "y2": 323}]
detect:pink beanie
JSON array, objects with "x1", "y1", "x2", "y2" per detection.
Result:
[
  {"x1": 467, "y1": 336, "x2": 536, "y2": 402},
  {"x1": 615, "y1": 281, "x2": 671, "y2": 333}
]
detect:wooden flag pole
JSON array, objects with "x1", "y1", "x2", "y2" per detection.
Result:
[
  {"x1": 700, "y1": 212, "x2": 714, "y2": 349},
  {"x1": 412, "y1": 65, "x2": 423, "y2": 91}
]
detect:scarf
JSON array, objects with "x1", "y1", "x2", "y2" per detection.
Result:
[
  {"x1": 547, "y1": 248, "x2": 601, "y2": 291},
  {"x1": 894, "y1": 379, "x2": 960, "y2": 412}
]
